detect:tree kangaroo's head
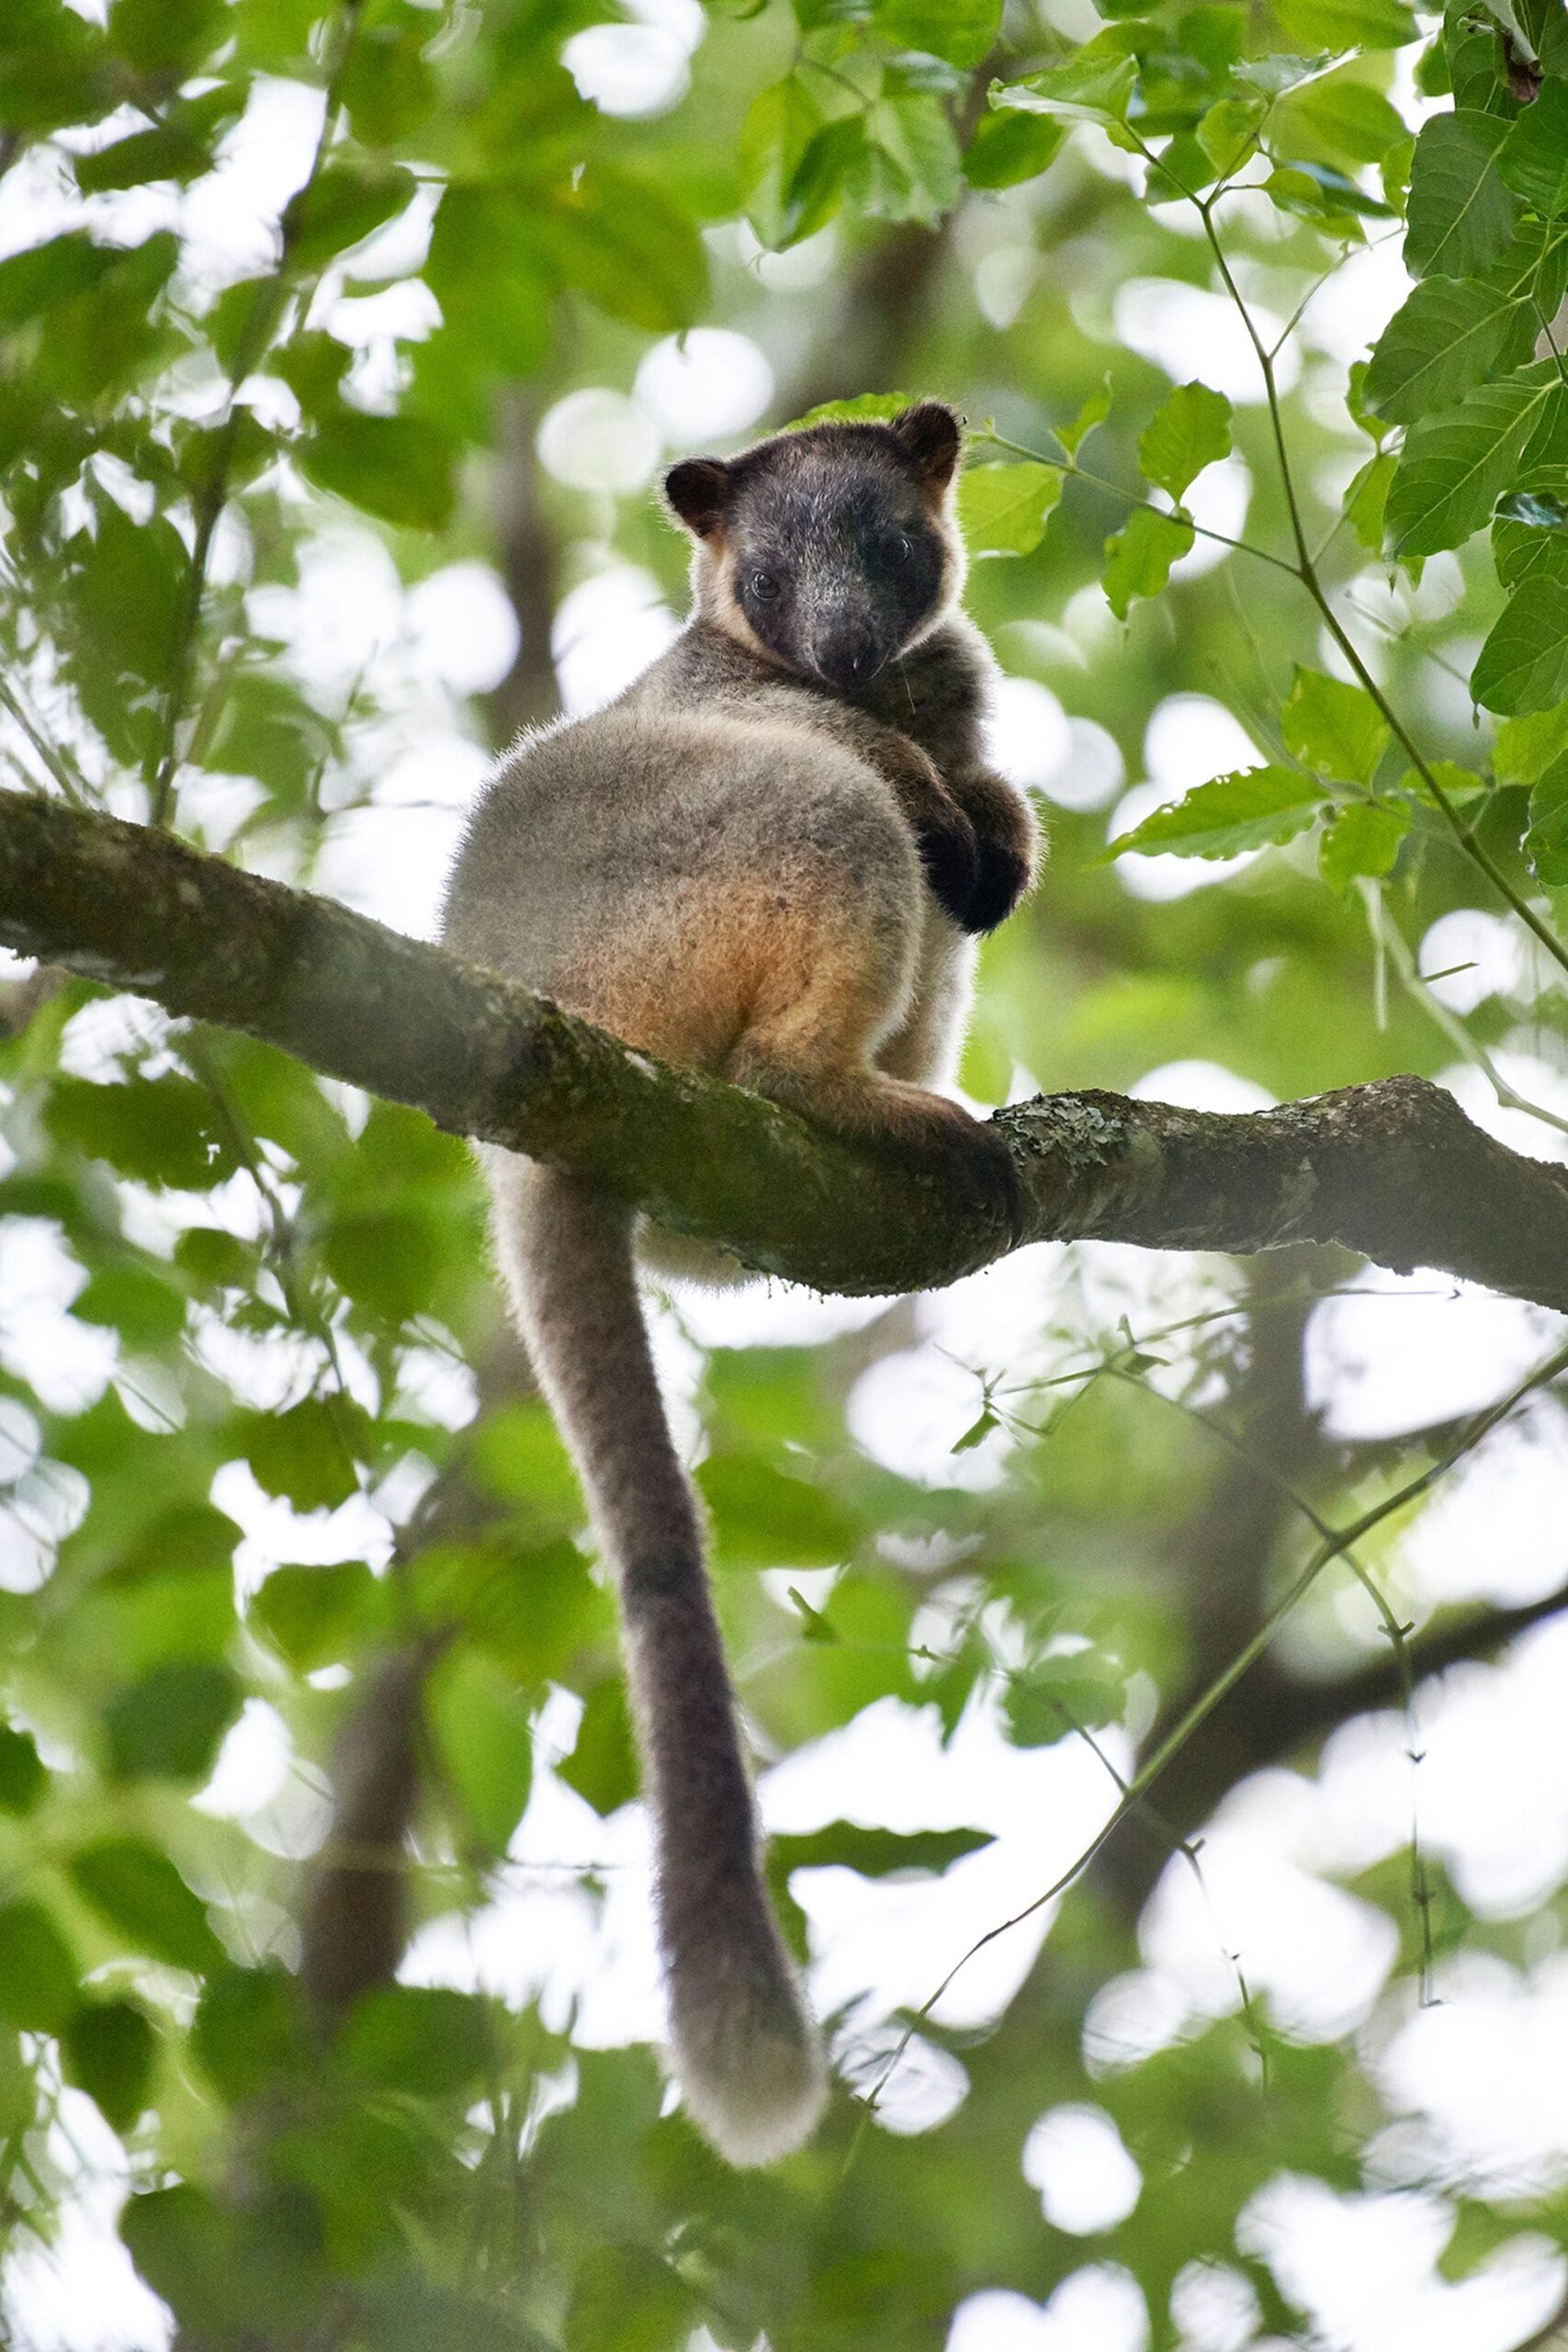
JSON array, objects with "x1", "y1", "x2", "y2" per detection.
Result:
[{"x1": 663, "y1": 401, "x2": 965, "y2": 695}]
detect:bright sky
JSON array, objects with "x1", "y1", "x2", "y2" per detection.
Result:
[{"x1": 6, "y1": 12, "x2": 1568, "y2": 2352}]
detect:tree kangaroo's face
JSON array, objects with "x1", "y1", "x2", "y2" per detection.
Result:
[{"x1": 665, "y1": 402, "x2": 965, "y2": 696}]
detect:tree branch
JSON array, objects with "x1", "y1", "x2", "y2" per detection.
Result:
[
  {"x1": 7, "y1": 790, "x2": 1568, "y2": 1309},
  {"x1": 1100, "y1": 1560, "x2": 1568, "y2": 1917}
]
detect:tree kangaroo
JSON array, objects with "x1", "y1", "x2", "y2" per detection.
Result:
[{"x1": 440, "y1": 401, "x2": 1037, "y2": 2165}]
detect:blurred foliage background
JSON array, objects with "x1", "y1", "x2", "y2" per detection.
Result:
[{"x1": 6, "y1": 0, "x2": 1568, "y2": 2346}]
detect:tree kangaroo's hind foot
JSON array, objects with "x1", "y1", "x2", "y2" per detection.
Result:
[{"x1": 734, "y1": 1050, "x2": 1021, "y2": 1246}]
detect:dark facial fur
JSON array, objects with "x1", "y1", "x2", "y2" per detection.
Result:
[{"x1": 664, "y1": 402, "x2": 964, "y2": 697}]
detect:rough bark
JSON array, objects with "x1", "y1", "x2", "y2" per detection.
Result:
[{"x1": 7, "y1": 789, "x2": 1568, "y2": 1310}]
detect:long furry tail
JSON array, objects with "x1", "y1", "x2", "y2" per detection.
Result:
[{"x1": 487, "y1": 1152, "x2": 826, "y2": 2167}]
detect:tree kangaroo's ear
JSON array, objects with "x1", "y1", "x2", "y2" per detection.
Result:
[
  {"x1": 664, "y1": 456, "x2": 734, "y2": 541},
  {"x1": 889, "y1": 401, "x2": 963, "y2": 494}
]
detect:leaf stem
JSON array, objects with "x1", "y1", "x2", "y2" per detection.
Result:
[{"x1": 972, "y1": 426, "x2": 1299, "y2": 574}]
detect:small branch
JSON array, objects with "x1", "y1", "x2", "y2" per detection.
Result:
[
  {"x1": 7, "y1": 791, "x2": 1568, "y2": 1308},
  {"x1": 299, "y1": 1643, "x2": 435, "y2": 2032}
]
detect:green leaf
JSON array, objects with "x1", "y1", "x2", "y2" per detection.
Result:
[
  {"x1": 1271, "y1": 71, "x2": 1407, "y2": 165},
  {"x1": 338, "y1": 13, "x2": 435, "y2": 145},
  {"x1": 1317, "y1": 799, "x2": 1411, "y2": 888},
  {"x1": 1404, "y1": 110, "x2": 1514, "y2": 278},
  {"x1": 991, "y1": 48, "x2": 1138, "y2": 125},
  {"x1": 62, "y1": 1999, "x2": 155, "y2": 2132},
  {"x1": 1346, "y1": 448, "x2": 1395, "y2": 548},
  {"x1": 790, "y1": 390, "x2": 920, "y2": 427},
  {"x1": 1386, "y1": 364, "x2": 1566, "y2": 557},
  {"x1": 425, "y1": 1649, "x2": 534, "y2": 1855},
  {"x1": 1263, "y1": 161, "x2": 1388, "y2": 224},
  {"x1": 1273, "y1": 0, "x2": 1416, "y2": 44},
  {"x1": 958, "y1": 459, "x2": 1063, "y2": 555},
  {"x1": 770, "y1": 1823, "x2": 994, "y2": 1877},
  {"x1": 1145, "y1": 131, "x2": 1213, "y2": 202},
  {"x1": 73, "y1": 89, "x2": 238, "y2": 192},
  {"x1": 787, "y1": 1584, "x2": 839, "y2": 1641},
  {"x1": 207, "y1": 276, "x2": 286, "y2": 377},
  {"x1": 0, "y1": 232, "x2": 120, "y2": 329},
  {"x1": 0, "y1": 1725, "x2": 47, "y2": 1815},
  {"x1": 1281, "y1": 666, "x2": 1390, "y2": 785},
  {"x1": 566, "y1": 2246, "x2": 697, "y2": 2352},
  {"x1": 1102, "y1": 504, "x2": 1194, "y2": 618},
  {"x1": 424, "y1": 186, "x2": 552, "y2": 376},
  {"x1": 281, "y1": 162, "x2": 415, "y2": 272},
  {"x1": 1365, "y1": 275, "x2": 1524, "y2": 424},
  {"x1": 107, "y1": 0, "x2": 222, "y2": 73},
  {"x1": 1525, "y1": 748, "x2": 1568, "y2": 882},
  {"x1": 1006, "y1": 1656, "x2": 1126, "y2": 1744},
  {"x1": 68, "y1": 1838, "x2": 225, "y2": 1973},
  {"x1": 964, "y1": 107, "x2": 1065, "y2": 187},
  {"x1": 876, "y1": 0, "x2": 1001, "y2": 66},
  {"x1": 321, "y1": 1206, "x2": 444, "y2": 1324},
  {"x1": 1402, "y1": 757, "x2": 1488, "y2": 809},
  {"x1": 1438, "y1": 2200, "x2": 1530, "y2": 2286},
  {"x1": 1497, "y1": 78, "x2": 1568, "y2": 215},
  {"x1": 864, "y1": 91, "x2": 964, "y2": 224},
  {"x1": 526, "y1": 164, "x2": 708, "y2": 334},
  {"x1": 740, "y1": 74, "x2": 829, "y2": 246},
  {"x1": 777, "y1": 115, "x2": 866, "y2": 248},
  {"x1": 338, "y1": 1985, "x2": 491, "y2": 2098},
  {"x1": 1106, "y1": 766, "x2": 1328, "y2": 858},
  {"x1": 73, "y1": 1263, "x2": 186, "y2": 1349},
  {"x1": 0, "y1": 1900, "x2": 78, "y2": 2033},
  {"x1": 105, "y1": 1662, "x2": 241, "y2": 1783},
  {"x1": 697, "y1": 1455, "x2": 855, "y2": 1567},
  {"x1": 1198, "y1": 94, "x2": 1268, "y2": 174},
  {"x1": 1058, "y1": 378, "x2": 1111, "y2": 456},
  {"x1": 0, "y1": 0, "x2": 108, "y2": 133},
  {"x1": 73, "y1": 495, "x2": 189, "y2": 704},
  {"x1": 174, "y1": 1227, "x2": 257, "y2": 1291},
  {"x1": 1137, "y1": 380, "x2": 1232, "y2": 500},
  {"x1": 1495, "y1": 700, "x2": 1568, "y2": 783},
  {"x1": 250, "y1": 1561, "x2": 386, "y2": 1670},
  {"x1": 558, "y1": 1679, "x2": 637, "y2": 1816},
  {"x1": 241, "y1": 1397, "x2": 361, "y2": 1512},
  {"x1": 118, "y1": 2187, "x2": 235, "y2": 2345},
  {"x1": 953, "y1": 1406, "x2": 999, "y2": 1452},
  {"x1": 44, "y1": 1076, "x2": 235, "y2": 1191},
  {"x1": 300, "y1": 412, "x2": 457, "y2": 532},
  {"x1": 206, "y1": 673, "x2": 334, "y2": 803},
  {"x1": 1494, "y1": 489, "x2": 1568, "y2": 588},
  {"x1": 111, "y1": 1500, "x2": 243, "y2": 1587},
  {"x1": 1436, "y1": 11, "x2": 1505, "y2": 110},
  {"x1": 1472, "y1": 576, "x2": 1568, "y2": 712},
  {"x1": 193, "y1": 1964, "x2": 306, "y2": 2105}
]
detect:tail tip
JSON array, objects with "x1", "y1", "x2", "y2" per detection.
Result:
[{"x1": 674, "y1": 2015, "x2": 829, "y2": 2169}]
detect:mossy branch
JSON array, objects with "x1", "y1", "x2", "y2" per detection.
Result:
[{"x1": 6, "y1": 790, "x2": 1568, "y2": 1309}]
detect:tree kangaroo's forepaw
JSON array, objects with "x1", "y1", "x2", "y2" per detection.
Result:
[
  {"x1": 962, "y1": 835, "x2": 1034, "y2": 933},
  {"x1": 917, "y1": 804, "x2": 981, "y2": 927}
]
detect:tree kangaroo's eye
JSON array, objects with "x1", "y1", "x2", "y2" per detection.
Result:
[
  {"x1": 750, "y1": 570, "x2": 780, "y2": 601},
  {"x1": 890, "y1": 533, "x2": 913, "y2": 563}
]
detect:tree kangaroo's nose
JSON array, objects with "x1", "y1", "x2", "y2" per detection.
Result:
[{"x1": 812, "y1": 625, "x2": 881, "y2": 693}]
